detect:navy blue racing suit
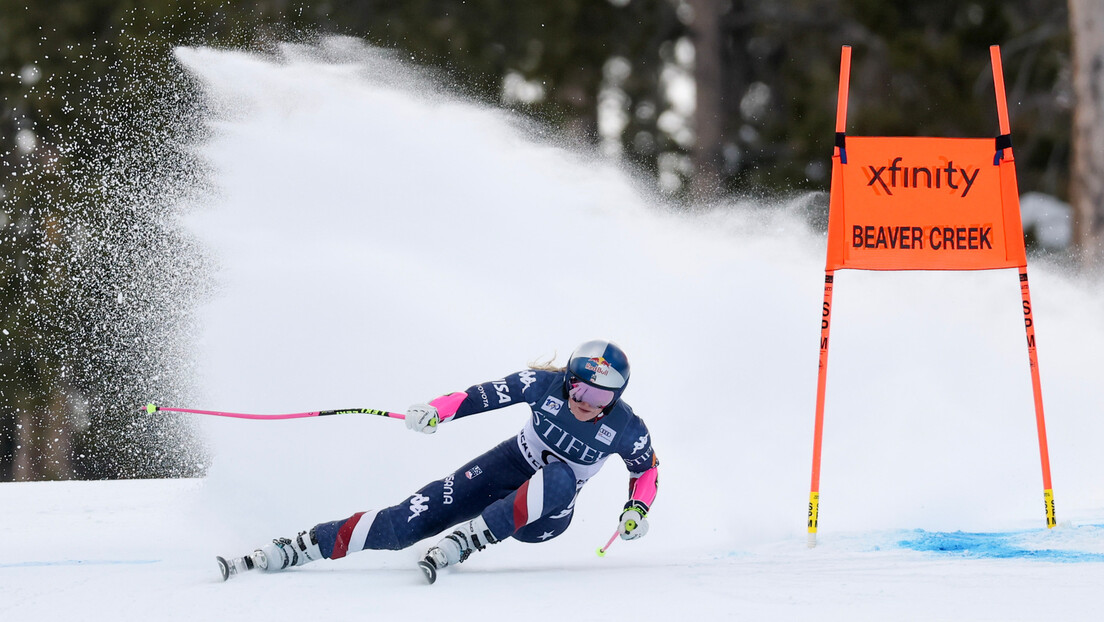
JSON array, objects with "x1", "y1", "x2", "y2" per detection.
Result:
[{"x1": 311, "y1": 369, "x2": 659, "y2": 560}]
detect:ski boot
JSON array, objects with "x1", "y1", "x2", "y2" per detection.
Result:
[
  {"x1": 218, "y1": 529, "x2": 323, "y2": 581},
  {"x1": 217, "y1": 552, "x2": 259, "y2": 581},
  {"x1": 417, "y1": 516, "x2": 498, "y2": 584}
]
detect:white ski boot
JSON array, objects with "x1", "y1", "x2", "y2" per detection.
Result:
[
  {"x1": 218, "y1": 529, "x2": 323, "y2": 581},
  {"x1": 216, "y1": 552, "x2": 259, "y2": 580},
  {"x1": 417, "y1": 516, "x2": 498, "y2": 584}
]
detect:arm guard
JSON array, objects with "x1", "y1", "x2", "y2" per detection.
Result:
[
  {"x1": 428, "y1": 392, "x2": 468, "y2": 423},
  {"x1": 626, "y1": 464, "x2": 659, "y2": 515}
]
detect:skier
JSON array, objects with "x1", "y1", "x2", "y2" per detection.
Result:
[{"x1": 217, "y1": 339, "x2": 659, "y2": 583}]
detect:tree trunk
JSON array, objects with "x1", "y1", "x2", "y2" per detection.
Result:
[
  {"x1": 687, "y1": 0, "x2": 726, "y2": 202},
  {"x1": 1069, "y1": 0, "x2": 1104, "y2": 266}
]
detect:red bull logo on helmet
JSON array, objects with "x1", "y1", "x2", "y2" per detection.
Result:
[
  {"x1": 584, "y1": 357, "x2": 610, "y2": 376},
  {"x1": 582, "y1": 355, "x2": 627, "y2": 389}
]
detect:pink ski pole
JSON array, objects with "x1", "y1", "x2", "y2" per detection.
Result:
[
  {"x1": 596, "y1": 530, "x2": 620, "y2": 557},
  {"x1": 143, "y1": 403, "x2": 408, "y2": 422}
]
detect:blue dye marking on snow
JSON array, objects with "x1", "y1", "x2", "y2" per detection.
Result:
[
  {"x1": 897, "y1": 529, "x2": 1104, "y2": 562},
  {"x1": 0, "y1": 559, "x2": 160, "y2": 569}
]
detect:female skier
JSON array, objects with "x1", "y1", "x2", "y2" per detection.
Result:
[{"x1": 217, "y1": 339, "x2": 659, "y2": 584}]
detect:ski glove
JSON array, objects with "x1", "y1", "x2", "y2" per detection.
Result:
[
  {"x1": 405, "y1": 404, "x2": 440, "y2": 434},
  {"x1": 617, "y1": 501, "x2": 649, "y2": 541}
]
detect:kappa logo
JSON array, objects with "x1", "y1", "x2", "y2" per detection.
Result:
[
  {"x1": 595, "y1": 424, "x2": 617, "y2": 446},
  {"x1": 407, "y1": 493, "x2": 430, "y2": 522},
  {"x1": 865, "y1": 157, "x2": 980, "y2": 198},
  {"x1": 633, "y1": 433, "x2": 649, "y2": 454},
  {"x1": 518, "y1": 370, "x2": 537, "y2": 393},
  {"x1": 541, "y1": 396, "x2": 564, "y2": 415}
]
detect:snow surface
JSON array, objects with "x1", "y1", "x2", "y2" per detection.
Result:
[{"x1": 4, "y1": 38, "x2": 1104, "y2": 620}]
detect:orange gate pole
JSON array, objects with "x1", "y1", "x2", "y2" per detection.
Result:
[
  {"x1": 807, "y1": 271, "x2": 836, "y2": 547},
  {"x1": 808, "y1": 46, "x2": 851, "y2": 548},
  {"x1": 991, "y1": 45, "x2": 1056, "y2": 528},
  {"x1": 1019, "y1": 269, "x2": 1057, "y2": 527}
]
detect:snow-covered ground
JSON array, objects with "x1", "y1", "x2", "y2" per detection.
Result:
[{"x1": 4, "y1": 38, "x2": 1104, "y2": 620}]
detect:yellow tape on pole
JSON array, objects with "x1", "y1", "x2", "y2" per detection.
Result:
[
  {"x1": 1044, "y1": 489, "x2": 1056, "y2": 528},
  {"x1": 807, "y1": 492, "x2": 820, "y2": 548}
]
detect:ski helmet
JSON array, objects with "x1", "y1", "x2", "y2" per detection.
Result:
[{"x1": 565, "y1": 339, "x2": 631, "y2": 409}]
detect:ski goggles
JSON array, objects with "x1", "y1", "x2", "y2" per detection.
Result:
[{"x1": 569, "y1": 381, "x2": 616, "y2": 409}]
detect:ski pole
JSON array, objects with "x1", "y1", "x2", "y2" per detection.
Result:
[
  {"x1": 595, "y1": 529, "x2": 620, "y2": 557},
  {"x1": 142, "y1": 403, "x2": 408, "y2": 421}
]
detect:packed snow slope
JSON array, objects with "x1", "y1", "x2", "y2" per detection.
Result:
[{"x1": 4, "y1": 38, "x2": 1104, "y2": 620}]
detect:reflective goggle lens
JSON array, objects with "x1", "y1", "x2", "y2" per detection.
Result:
[{"x1": 569, "y1": 382, "x2": 615, "y2": 408}]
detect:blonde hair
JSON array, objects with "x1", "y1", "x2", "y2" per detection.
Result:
[{"x1": 527, "y1": 352, "x2": 564, "y2": 372}]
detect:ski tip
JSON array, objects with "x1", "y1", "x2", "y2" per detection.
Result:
[
  {"x1": 217, "y1": 556, "x2": 230, "y2": 581},
  {"x1": 417, "y1": 559, "x2": 437, "y2": 585}
]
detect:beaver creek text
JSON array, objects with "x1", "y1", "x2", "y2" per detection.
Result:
[{"x1": 852, "y1": 225, "x2": 993, "y2": 250}]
